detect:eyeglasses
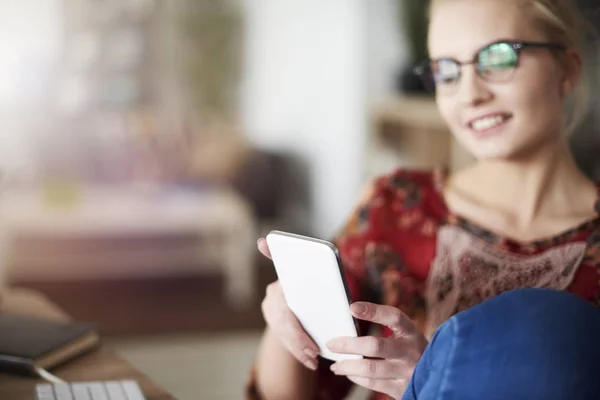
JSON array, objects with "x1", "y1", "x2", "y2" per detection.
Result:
[{"x1": 413, "y1": 40, "x2": 567, "y2": 94}]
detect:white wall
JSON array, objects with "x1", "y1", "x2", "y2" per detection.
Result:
[
  {"x1": 241, "y1": 0, "x2": 407, "y2": 237},
  {"x1": 365, "y1": 0, "x2": 409, "y2": 104},
  {"x1": 0, "y1": 0, "x2": 62, "y2": 180}
]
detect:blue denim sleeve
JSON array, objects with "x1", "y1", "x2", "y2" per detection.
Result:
[
  {"x1": 403, "y1": 288, "x2": 600, "y2": 400},
  {"x1": 402, "y1": 319, "x2": 457, "y2": 400}
]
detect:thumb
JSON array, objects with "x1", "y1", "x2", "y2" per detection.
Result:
[
  {"x1": 257, "y1": 238, "x2": 272, "y2": 259},
  {"x1": 350, "y1": 302, "x2": 417, "y2": 337}
]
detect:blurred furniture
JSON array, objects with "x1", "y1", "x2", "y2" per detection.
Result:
[
  {"x1": 365, "y1": 95, "x2": 475, "y2": 179},
  {"x1": 0, "y1": 288, "x2": 176, "y2": 400},
  {"x1": 0, "y1": 185, "x2": 257, "y2": 309},
  {"x1": 188, "y1": 140, "x2": 289, "y2": 224},
  {"x1": 187, "y1": 138, "x2": 309, "y2": 235},
  {"x1": 230, "y1": 150, "x2": 286, "y2": 222}
]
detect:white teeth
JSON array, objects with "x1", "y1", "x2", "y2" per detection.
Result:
[{"x1": 471, "y1": 115, "x2": 506, "y2": 131}]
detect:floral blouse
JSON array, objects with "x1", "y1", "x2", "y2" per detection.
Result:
[{"x1": 246, "y1": 168, "x2": 600, "y2": 400}]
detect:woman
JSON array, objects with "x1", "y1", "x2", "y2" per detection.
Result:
[{"x1": 247, "y1": 0, "x2": 600, "y2": 398}]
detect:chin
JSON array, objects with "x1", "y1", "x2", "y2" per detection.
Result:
[
  {"x1": 463, "y1": 143, "x2": 518, "y2": 161},
  {"x1": 468, "y1": 142, "x2": 548, "y2": 162},
  {"x1": 458, "y1": 132, "x2": 533, "y2": 161},
  {"x1": 458, "y1": 123, "x2": 561, "y2": 162},
  {"x1": 471, "y1": 152, "x2": 512, "y2": 161}
]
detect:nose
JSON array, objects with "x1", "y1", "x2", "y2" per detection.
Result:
[{"x1": 458, "y1": 65, "x2": 492, "y2": 107}]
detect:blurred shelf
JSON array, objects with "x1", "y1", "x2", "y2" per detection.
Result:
[
  {"x1": 372, "y1": 95, "x2": 448, "y2": 132},
  {"x1": 365, "y1": 95, "x2": 475, "y2": 179}
]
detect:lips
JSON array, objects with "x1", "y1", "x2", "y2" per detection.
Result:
[{"x1": 468, "y1": 113, "x2": 512, "y2": 134}]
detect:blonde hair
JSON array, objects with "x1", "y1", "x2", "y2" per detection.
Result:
[{"x1": 428, "y1": 0, "x2": 598, "y2": 135}]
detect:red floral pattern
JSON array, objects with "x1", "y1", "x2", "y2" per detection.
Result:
[{"x1": 246, "y1": 168, "x2": 600, "y2": 400}]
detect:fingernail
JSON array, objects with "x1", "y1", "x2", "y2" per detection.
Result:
[
  {"x1": 304, "y1": 359, "x2": 318, "y2": 370},
  {"x1": 351, "y1": 302, "x2": 366, "y2": 314},
  {"x1": 304, "y1": 348, "x2": 318, "y2": 358},
  {"x1": 330, "y1": 363, "x2": 337, "y2": 373}
]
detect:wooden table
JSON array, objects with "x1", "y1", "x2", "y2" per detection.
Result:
[{"x1": 0, "y1": 288, "x2": 177, "y2": 400}]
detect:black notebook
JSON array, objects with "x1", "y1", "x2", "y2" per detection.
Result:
[{"x1": 0, "y1": 314, "x2": 100, "y2": 376}]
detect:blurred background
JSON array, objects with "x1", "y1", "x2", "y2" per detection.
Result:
[{"x1": 0, "y1": 1, "x2": 598, "y2": 399}]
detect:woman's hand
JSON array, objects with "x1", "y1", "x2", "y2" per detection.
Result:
[
  {"x1": 326, "y1": 302, "x2": 428, "y2": 399},
  {"x1": 258, "y1": 238, "x2": 320, "y2": 371}
]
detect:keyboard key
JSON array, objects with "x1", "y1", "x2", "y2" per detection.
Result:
[
  {"x1": 121, "y1": 380, "x2": 145, "y2": 400},
  {"x1": 54, "y1": 384, "x2": 74, "y2": 400},
  {"x1": 71, "y1": 383, "x2": 91, "y2": 400},
  {"x1": 37, "y1": 384, "x2": 54, "y2": 393},
  {"x1": 88, "y1": 382, "x2": 109, "y2": 400},
  {"x1": 35, "y1": 380, "x2": 145, "y2": 400},
  {"x1": 105, "y1": 381, "x2": 127, "y2": 400},
  {"x1": 36, "y1": 384, "x2": 54, "y2": 395},
  {"x1": 36, "y1": 384, "x2": 56, "y2": 400}
]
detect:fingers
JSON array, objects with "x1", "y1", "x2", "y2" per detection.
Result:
[
  {"x1": 257, "y1": 238, "x2": 272, "y2": 259},
  {"x1": 330, "y1": 359, "x2": 411, "y2": 380},
  {"x1": 346, "y1": 376, "x2": 407, "y2": 398},
  {"x1": 332, "y1": 359, "x2": 410, "y2": 399},
  {"x1": 350, "y1": 302, "x2": 418, "y2": 337},
  {"x1": 262, "y1": 282, "x2": 319, "y2": 370},
  {"x1": 327, "y1": 336, "x2": 411, "y2": 359},
  {"x1": 282, "y1": 314, "x2": 320, "y2": 370}
]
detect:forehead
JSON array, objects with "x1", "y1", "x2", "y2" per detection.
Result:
[{"x1": 427, "y1": 0, "x2": 546, "y2": 59}]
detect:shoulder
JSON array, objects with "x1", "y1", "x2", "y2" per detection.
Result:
[
  {"x1": 367, "y1": 167, "x2": 448, "y2": 213},
  {"x1": 380, "y1": 166, "x2": 443, "y2": 192},
  {"x1": 337, "y1": 168, "x2": 447, "y2": 237}
]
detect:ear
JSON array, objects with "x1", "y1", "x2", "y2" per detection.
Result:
[{"x1": 560, "y1": 49, "x2": 582, "y2": 97}]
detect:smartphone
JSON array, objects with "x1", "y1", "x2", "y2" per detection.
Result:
[{"x1": 265, "y1": 230, "x2": 362, "y2": 361}]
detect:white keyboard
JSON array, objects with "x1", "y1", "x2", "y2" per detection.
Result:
[{"x1": 36, "y1": 380, "x2": 146, "y2": 400}]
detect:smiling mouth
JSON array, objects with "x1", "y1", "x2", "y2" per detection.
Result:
[{"x1": 469, "y1": 114, "x2": 512, "y2": 133}]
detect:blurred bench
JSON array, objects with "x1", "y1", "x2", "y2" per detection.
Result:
[{"x1": 0, "y1": 185, "x2": 257, "y2": 309}]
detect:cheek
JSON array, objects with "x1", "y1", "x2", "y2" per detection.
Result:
[
  {"x1": 435, "y1": 95, "x2": 477, "y2": 155},
  {"x1": 435, "y1": 96, "x2": 460, "y2": 130},
  {"x1": 510, "y1": 60, "x2": 564, "y2": 117},
  {"x1": 509, "y1": 73, "x2": 564, "y2": 129}
]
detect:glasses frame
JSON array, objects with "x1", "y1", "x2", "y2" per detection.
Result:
[{"x1": 413, "y1": 40, "x2": 567, "y2": 93}]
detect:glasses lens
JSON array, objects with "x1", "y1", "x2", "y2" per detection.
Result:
[
  {"x1": 430, "y1": 59, "x2": 460, "y2": 93},
  {"x1": 477, "y1": 42, "x2": 518, "y2": 81}
]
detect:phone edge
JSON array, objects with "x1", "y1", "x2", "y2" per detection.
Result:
[{"x1": 267, "y1": 230, "x2": 363, "y2": 337}]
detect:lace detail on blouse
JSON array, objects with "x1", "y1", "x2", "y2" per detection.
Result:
[{"x1": 426, "y1": 225, "x2": 587, "y2": 336}]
